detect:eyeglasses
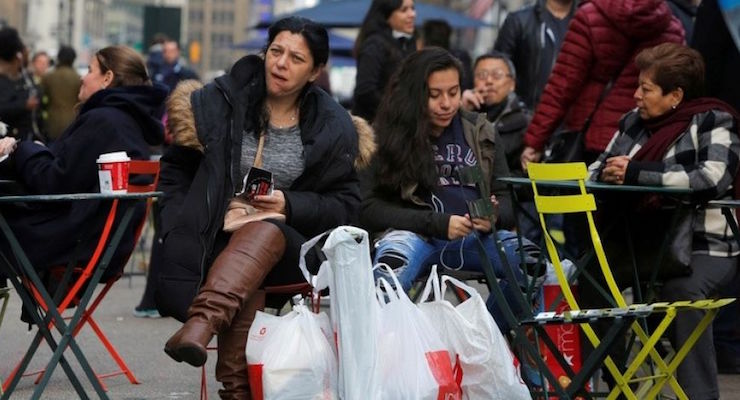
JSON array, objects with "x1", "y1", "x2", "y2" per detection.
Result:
[{"x1": 474, "y1": 69, "x2": 512, "y2": 81}]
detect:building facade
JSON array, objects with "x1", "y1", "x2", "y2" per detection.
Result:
[{"x1": 186, "y1": 0, "x2": 253, "y2": 77}]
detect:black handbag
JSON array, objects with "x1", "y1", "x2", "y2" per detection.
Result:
[
  {"x1": 600, "y1": 205, "x2": 695, "y2": 284},
  {"x1": 545, "y1": 59, "x2": 628, "y2": 163},
  {"x1": 664, "y1": 209, "x2": 694, "y2": 278},
  {"x1": 545, "y1": 128, "x2": 585, "y2": 163}
]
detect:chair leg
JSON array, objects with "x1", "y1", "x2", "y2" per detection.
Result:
[
  {"x1": 618, "y1": 314, "x2": 685, "y2": 400},
  {"x1": 640, "y1": 309, "x2": 719, "y2": 400},
  {"x1": 577, "y1": 322, "x2": 639, "y2": 399},
  {"x1": 0, "y1": 288, "x2": 8, "y2": 395},
  {"x1": 7, "y1": 281, "x2": 140, "y2": 391},
  {"x1": 201, "y1": 364, "x2": 209, "y2": 400},
  {"x1": 201, "y1": 345, "x2": 217, "y2": 400},
  {"x1": 86, "y1": 314, "x2": 140, "y2": 384}
]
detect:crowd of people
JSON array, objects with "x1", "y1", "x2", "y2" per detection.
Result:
[{"x1": 1, "y1": 0, "x2": 739, "y2": 398}]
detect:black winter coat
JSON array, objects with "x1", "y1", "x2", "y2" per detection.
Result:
[
  {"x1": 156, "y1": 55, "x2": 360, "y2": 321},
  {"x1": 2, "y1": 85, "x2": 166, "y2": 278},
  {"x1": 480, "y1": 93, "x2": 531, "y2": 176},
  {"x1": 154, "y1": 61, "x2": 200, "y2": 92},
  {"x1": 667, "y1": 0, "x2": 696, "y2": 42},
  {"x1": 692, "y1": 0, "x2": 740, "y2": 111},
  {"x1": 352, "y1": 33, "x2": 415, "y2": 122},
  {"x1": 493, "y1": 0, "x2": 576, "y2": 109},
  {"x1": 0, "y1": 75, "x2": 37, "y2": 140}
]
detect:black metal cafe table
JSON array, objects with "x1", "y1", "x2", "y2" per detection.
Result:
[{"x1": 0, "y1": 192, "x2": 161, "y2": 400}]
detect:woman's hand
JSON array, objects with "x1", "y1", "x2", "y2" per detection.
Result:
[
  {"x1": 471, "y1": 215, "x2": 492, "y2": 233},
  {"x1": 448, "y1": 215, "x2": 474, "y2": 240},
  {"x1": 600, "y1": 155, "x2": 630, "y2": 185},
  {"x1": 461, "y1": 89, "x2": 484, "y2": 111},
  {"x1": 490, "y1": 194, "x2": 499, "y2": 216},
  {"x1": 471, "y1": 194, "x2": 499, "y2": 233},
  {"x1": 520, "y1": 146, "x2": 541, "y2": 171},
  {"x1": 0, "y1": 137, "x2": 18, "y2": 157},
  {"x1": 250, "y1": 189, "x2": 286, "y2": 214}
]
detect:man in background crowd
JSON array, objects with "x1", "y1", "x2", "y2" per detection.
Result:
[
  {"x1": 667, "y1": 0, "x2": 698, "y2": 42},
  {"x1": 146, "y1": 33, "x2": 168, "y2": 85},
  {"x1": 418, "y1": 19, "x2": 473, "y2": 90},
  {"x1": 30, "y1": 51, "x2": 50, "y2": 84},
  {"x1": 0, "y1": 27, "x2": 41, "y2": 141},
  {"x1": 41, "y1": 45, "x2": 80, "y2": 140},
  {"x1": 154, "y1": 39, "x2": 199, "y2": 92},
  {"x1": 494, "y1": 0, "x2": 576, "y2": 109}
]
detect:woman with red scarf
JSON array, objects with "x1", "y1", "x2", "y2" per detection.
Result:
[{"x1": 589, "y1": 42, "x2": 740, "y2": 399}]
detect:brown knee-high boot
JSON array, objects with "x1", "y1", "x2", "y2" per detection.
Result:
[
  {"x1": 164, "y1": 221, "x2": 285, "y2": 367},
  {"x1": 216, "y1": 290, "x2": 265, "y2": 400}
]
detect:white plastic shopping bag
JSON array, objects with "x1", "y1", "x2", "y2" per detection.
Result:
[
  {"x1": 417, "y1": 266, "x2": 531, "y2": 400},
  {"x1": 375, "y1": 266, "x2": 462, "y2": 400},
  {"x1": 246, "y1": 304, "x2": 337, "y2": 400},
  {"x1": 299, "y1": 226, "x2": 380, "y2": 400}
]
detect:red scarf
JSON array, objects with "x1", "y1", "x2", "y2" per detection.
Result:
[
  {"x1": 634, "y1": 97, "x2": 740, "y2": 162},
  {"x1": 633, "y1": 97, "x2": 740, "y2": 210}
]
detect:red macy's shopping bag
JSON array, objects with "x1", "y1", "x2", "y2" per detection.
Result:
[
  {"x1": 538, "y1": 282, "x2": 590, "y2": 397},
  {"x1": 426, "y1": 351, "x2": 461, "y2": 399},
  {"x1": 376, "y1": 269, "x2": 461, "y2": 400},
  {"x1": 246, "y1": 305, "x2": 337, "y2": 400}
]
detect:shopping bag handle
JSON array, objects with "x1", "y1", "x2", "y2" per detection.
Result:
[
  {"x1": 374, "y1": 263, "x2": 413, "y2": 304},
  {"x1": 376, "y1": 276, "x2": 401, "y2": 305},
  {"x1": 440, "y1": 275, "x2": 479, "y2": 301},
  {"x1": 299, "y1": 230, "x2": 332, "y2": 291},
  {"x1": 300, "y1": 226, "x2": 373, "y2": 291},
  {"x1": 418, "y1": 264, "x2": 443, "y2": 303}
]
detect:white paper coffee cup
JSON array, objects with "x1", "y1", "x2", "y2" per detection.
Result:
[{"x1": 96, "y1": 151, "x2": 131, "y2": 194}]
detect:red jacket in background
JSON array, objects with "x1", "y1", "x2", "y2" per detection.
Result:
[{"x1": 524, "y1": 0, "x2": 685, "y2": 153}]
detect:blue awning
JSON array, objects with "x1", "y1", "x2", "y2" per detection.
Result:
[
  {"x1": 255, "y1": 0, "x2": 490, "y2": 29},
  {"x1": 234, "y1": 29, "x2": 355, "y2": 55}
]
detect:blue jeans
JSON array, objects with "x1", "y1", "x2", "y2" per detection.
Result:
[{"x1": 373, "y1": 229, "x2": 539, "y2": 332}]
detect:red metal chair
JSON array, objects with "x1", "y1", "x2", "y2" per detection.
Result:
[{"x1": 3, "y1": 160, "x2": 160, "y2": 392}]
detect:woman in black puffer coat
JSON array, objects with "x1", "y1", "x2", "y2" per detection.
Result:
[
  {"x1": 352, "y1": 0, "x2": 417, "y2": 122},
  {"x1": 158, "y1": 17, "x2": 374, "y2": 399},
  {"x1": 0, "y1": 45, "x2": 165, "y2": 282}
]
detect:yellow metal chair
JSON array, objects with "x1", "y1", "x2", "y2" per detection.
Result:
[
  {"x1": 458, "y1": 165, "x2": 641, "y2": 398},
  {"x1": 527, "y1": 162, "x2": 734, "y2": 399}
]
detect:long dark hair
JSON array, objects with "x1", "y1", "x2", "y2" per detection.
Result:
[
  {"x1": 374, "y1": 47, "x2": 463, "y2": 192},
  {"x1": 247, "y1": 17, "x2": 330, "y2": 138},
  {"x1": 264, "y1": 16, "x2": 329, "y2": 67},
  {"x1": 354, "y1": 0, "x2": 402, "y2": 56}
]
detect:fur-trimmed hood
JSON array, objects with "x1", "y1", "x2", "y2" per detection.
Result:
[
  {"x1": 166, "y1": 79, "x2": 375, "y2": 169},
  {"x1": 351, "y1": 114, "x2": 375, "y2": 169},
  {"x1": 165, "y1": 79, "x2": 203, "y2": 151}
]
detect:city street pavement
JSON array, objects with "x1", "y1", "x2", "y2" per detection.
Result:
[
  {"x1": 0, "y1": 275, "x2": 219, "y2": 399},
  {"x1": 1, "y1": 274, "x2": 740, "y2": 399}
]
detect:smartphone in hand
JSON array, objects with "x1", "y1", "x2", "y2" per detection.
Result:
[{"x1": 236, "y1": 167, "x2": 274, "y2": 201}]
